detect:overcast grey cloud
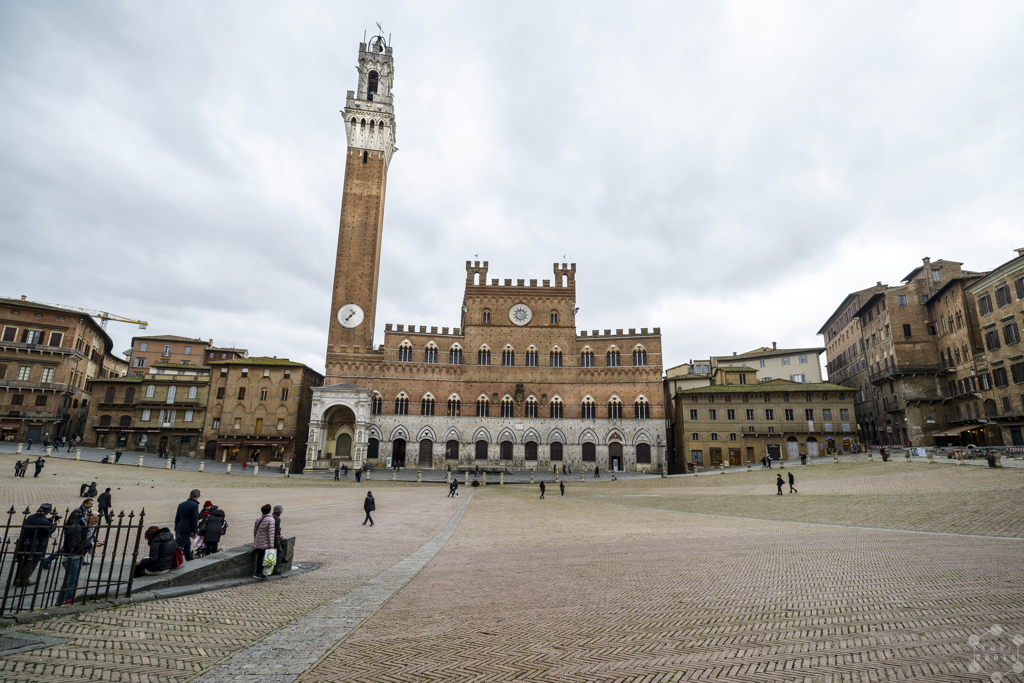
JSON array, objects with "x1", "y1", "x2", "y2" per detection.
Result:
[{"x1": 2, "y1": 1, "x2": 1022, "y2": 374}]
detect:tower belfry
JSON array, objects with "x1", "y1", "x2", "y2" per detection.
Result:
[{"x1": 326, "y1": 32, "x2": 396, "y2": 368}]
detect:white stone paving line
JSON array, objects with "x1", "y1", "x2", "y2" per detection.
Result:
[{"x1": 190, "y1": 493, "x2": 473, "y2": 683}]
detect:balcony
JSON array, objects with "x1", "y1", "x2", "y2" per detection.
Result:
[
  {"x1": 0, "y1": 379, "x2": 73, "y2": 392},
  {"x1": 4, "y1": 411, "x2": 71, "y2": 421},
  {"x1": 884, "y1": 400, "x2": 902, "y2": 413},
  {"x1": 869, "y1": 364, "x2": 950, "y2": 385},
  {"x1": 0, "y1": 341, "x2": 84, "y2": 359}
]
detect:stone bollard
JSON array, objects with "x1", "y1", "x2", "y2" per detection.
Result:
[
  {"x1": 284, "y1": 467, "x2": 290, "y2": 478},
  {"x1": 779, "y1": 458, "x2": 785, "y2": 469},
  {"x1": 417, "y1": 471, "x2": 422, "y2": 483},
  {"x1": 138, "y1": 454, "x2": 144, "y2": 467},
  {"x1": 254, "y1": 465, "x2": 259, "y2": 476},
  {"x1": 75, "y1": 449, "x2": 81, "y2": 461},
  {"x1": 833, "y1": 453, "x2": 839, "y2": 464},
  {"x1": 905, "y1": 450, "x2": 911, "y2": 462},
  {"x1": 927, "y1": 450, "x2": 934, "y2": 464},
  {"x1": 226, "y1": 464, "x2": 232, "y2": 474},
  {"x1": 580, "y1": 471, "x2": 585, "y2": 482},
  {"x1": 366, "y1": 469, "x2": 371, "y2": 480},
  {"x1": 482, "y1": 471, "x2": 487, "y2": 485},
  {"x1": 199, "y1": 461, "x2": 205, "y2": 472},
  {"x1": 957, "y1": 451, "x2": 964, "y2": 466},
  {"x1": 465, "y1": 472, "x2": 470, "y2": 485},
  {"x1": 16, "y1": 443, "x2": 22, "y2": 454},
  {"x1": 556, "y1": 472, "x2": 559, "y2": 483},
  {"x1": 45, "y1": 446, "x2": 52, "y2": 457},
  {"x1": 165, "y1": 458, "x2": 171, "y2": 469},
  {"x1": 995, "y1": 454, "x2": 1004, "y2": 468},
  {"x1": 446, "y1": 472, "x2": 451, "y2": 484},
  {"x1": 747, "y1": 462, "x2": 752, "y2": 472},
  {"x1": 720, "y1": 462, "x2": 725, "y2": 473},
  {"x1": 392, "y1": 470, "x2": 396, "y2": 480},
  {"x1": 868, "y1": 451, "x2": 873, "y2": 461},
  {"x1": 530, "y1": 472, "x2": 534, "y2": 484},
  {"x1": 500, "y1": 472, "x2": 504, "y2": 485}
]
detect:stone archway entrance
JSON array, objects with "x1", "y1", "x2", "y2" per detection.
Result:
[
  {"x1": 609, "y1": 441, "x2": 623, "y2": 471},
  {"x1": 393, "y1": 438, "x2": 407, "y2": 467},
  {"x1": 418, "y1": 439, "x2": 433, "y2": 467}
]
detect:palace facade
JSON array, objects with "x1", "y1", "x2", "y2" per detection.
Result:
[{"x1": 306, "y1": 35, "x2": 666, "y2": 472}]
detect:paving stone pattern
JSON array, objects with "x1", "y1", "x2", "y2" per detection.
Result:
[{"x1": 193, "y1": 493, "x2": 472, "y2": 683}]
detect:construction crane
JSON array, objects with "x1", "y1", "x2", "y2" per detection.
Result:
[{"x1": 10, "y1": 296, "x2": 148, "y2": 330}]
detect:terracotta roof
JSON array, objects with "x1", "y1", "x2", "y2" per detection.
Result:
[
  {"x1": 713, "y1": 347, "x2": 824, "y2": 362},
  {"x1": 150, "y1": 362, "x2": 211, "y2": 370},
  {"x1": 208, "y1": 356, "x2": 304, "y2": 367},
  {"x1": 133, "y1": 334, "x2": 207, "y2": 343},
  {"x1": 676, "y1": 379, "x2": 855, "y2": 394}
]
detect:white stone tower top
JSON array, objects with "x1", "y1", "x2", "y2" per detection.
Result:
[{"x1": 343, "y1": 32, "x2": 396, "y2": 167}]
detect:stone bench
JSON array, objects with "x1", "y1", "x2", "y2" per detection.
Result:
[{"x1": 132, "y1": 537, "x2": 295, "y2": 594}]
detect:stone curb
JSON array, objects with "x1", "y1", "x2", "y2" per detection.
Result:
[{"x1": 0, "y1": 567, "x2": 313, "y2": 629}]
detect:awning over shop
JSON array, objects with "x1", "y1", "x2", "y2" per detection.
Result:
[
  {"x1": 930, "y1": 423, "x2": 984, "y2": 437},
  {"x1": 242, "y1": 439, "x2": 291, "y2": 447},
  {"x1": 217, "y1": 441, "x2": 243, "y2": 447},
  {"x1": 0, "y1": 423, "x2": 19, "y2": 429}
]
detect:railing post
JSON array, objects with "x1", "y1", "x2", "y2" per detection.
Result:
[
  {"x1": 199, "y1": 461, "x2": 205, "y2": 472},
  {"x1": 75, "y1": 448, "x2": 81, "y2": 461},
  {"x1": 16, "y1": 443, "x2": 22, "y2": 454},
  {"x1": 45, "y1": 446, "x2": 52, "y2": 456},
  {"x1": 137, "y1": 454, "x2": 143, "y2": 467},
  {"x1": 529, "y1": 471, "x2": 534, "y2": 484},
  {"x1": 482, "y1": 471, "x2": 487, "y2": 485},
  {"x1": 254, "y1": 465, "x2": 259, "y2": 476},
  {"x1": 500, "y1": 471, "x2": 504, "y2": 485},
  {"x1": 226, "y1": 463, "x2": 231, "y2": 474},
  {"x1": 417, "y1": 471, "x2": 421, "y2": 483},
  {"x1": 165, "y1": 458, "x2": 171, "y2": 469}
]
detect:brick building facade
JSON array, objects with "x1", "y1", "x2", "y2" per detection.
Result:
[
  {"x1": 307, "y1": 36, "x2": 666, "y2": 473},
  {"x1": 126, "y1": 335, "x2": 211, "y2": 373},
  {"x1": 205, "y1": 357, "x2": 323, "y2": 468},
  {"x1": 0, "y1": 296, "x2": 121, "y2": 444}
]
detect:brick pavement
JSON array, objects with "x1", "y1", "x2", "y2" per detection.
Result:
[{"x1": 2, "y1": 460, "x2": 1023, "y2": 682}]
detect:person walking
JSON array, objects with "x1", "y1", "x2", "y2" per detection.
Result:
[
  {"x1": 788, "y1": 472, "x2": 798, "y2": 494},
  {"x1": 776, "y1": 474, "x2": 784, "y2": 495},
  {"x1": 343, "y1": 464, "x2": 349, "y2": 478},
  {"x1": 11, "y1": 504, "x2": 59, "y2": 587},
  {"x1": 766, "y1": 455, "x2": 773, "y2": 469},
  {"x1": 171, "y1": 456, "x2": 177, "y2": 469},
  {"x1": 362, "y1": 491, "x2": 375, "y2": 526},
  {"x1": 559, "y1": 480, "x2": 565, "y2": 498},
  {"x1": 67, "y1": 437, "x2": 75, "y2": 453},
  {"x1": 334, "y1": 467, "x2": 340, "y2": 481},
  {"x1": 355, "y1": 468, "x2": 362, "y2": 483},
  {"x1": 539, "y1": 480, "x2": 546, "y2": 499},
  {"x1": 33, "y1": 456, "x2": 45, "y2": 477},
  {"x1": 253, "y1": 504, "x2": 275, "y2": 579},
  {"x1": 174, "y1": 489, "x2": 201, "y2": 562},
  {"x1": 134, "y1": 526, "x2": 176, "y2": 577},
  {"x1": 453, "y1": 477, "x2": 459, "y2": 497},
  {"x1": 594, "y1": 465, "x2": 600, "y2": 479},
  {"x1": 199, "y1": 505, "x2": 226, "y2": 555},
  {"x1": 97, "y1": 488, "x2": 113, "y2": 523},
  {"x1": 26, "y1": 437, "x2": 32, "y2": 451},
  {"x1": 19, "y1": 460, "x2": 29, "y2": 478},
  {"x1": 448, "y1": 478, "x2": 456, "y2": 498},
  {"x1": 14, "y1": 460, "x2": 22, "y2": 478},
  {"x1": 271, "y1": 505, "x2": 284, "y2": 574}
]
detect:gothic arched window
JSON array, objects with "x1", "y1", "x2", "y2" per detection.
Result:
[
  {"x1": 582, "y1": 442, "x2": 596, "y2": 461},
  {"x1": 395, "y1": 394, "x2": 409, "y2": 415},
  {"x1": 550, "y1": 348, "x2": 563, "y2": 367},
  {"x1": 550, "y1": 441, "x2": 563, "y2": 461},
  {"x1": 500, "y1": 441, "x2": 513, "y2": 460},
  {"x1": 475, "y1": 440, "x2": 488, "y2": 460},
  {"x1": 502, "y1": 347, "x2": 515, "y2": 367},
  {"x1": 476, "y1": 396, "x2": 489, "y2": 417},
  {"x1": 549, "y1": 396, "x2": 563, "y2": 419},
  {"x1": 371, "y1": 393, "x2": 383, "y2": 415},
  {"x1": 398, "y1": 342, "x2": 412, "y2": 362},
  {"x1": 424, "y1": 344, "x2": 438, "y2": 363},
  {"x1": 367, "y1": 70, "x2": 379, "y2": 98},
  {"x1": 608, "y1": 396, "x2": 623, "y2": 419},
  {"x1": 636, "y1": 443, "x2": 651, "y2": 464},
  {"x1": 581, "y1": 348, "x2": 594, "y2": 367},
  {"x1": 634, "y1": 396, "x2": 650, "y2": 419},
  {"x1": 606, "y1": 348, "x2": 621, "y2": 367},
  {"x1": 525, "y1": 347, "x2": 538, "y2": 367},
  {"x1": 582, "y1": 397, "x2": 596, "y2": 419},
  {"x1": 478, "y1": 346, "x2": 491, "y2": 366},
  {"x1": 421, "y1": 395, "x2": 435, "y2": 416},
  {"x1": 632, "y1": 346, "x2": 648, "y2": 366},
  {"x1": 449, "y1": 345, "x2": 463, "y2": 365},
  {"x1": 119, "y1": 415, "x2": 131, "y2": 427},
  {"x1": 501, "y1": 396, "x2": 514, "y2": 418},
  {"x1": 447, "y1": 396, "x2": 461, "y2": 417},
  {"x1": 525, "y1": 396, "x2": 538, "y2": 418}
]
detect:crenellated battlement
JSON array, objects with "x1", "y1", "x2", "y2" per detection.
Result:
[{"x1": 463, "y1": 262, "x2": 576, "y2": 290}]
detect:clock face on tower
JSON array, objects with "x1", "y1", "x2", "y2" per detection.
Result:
[
  {"x1": 337, "y1": 303, "x2": 365, "y2": 328},
  {"x1": 509, "y1": 303, "x2": 533, "y2": 326}
]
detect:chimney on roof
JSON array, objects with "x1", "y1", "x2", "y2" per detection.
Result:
[
  {"x1": 772, "y1": 341, "x2": 777, "y2": 350},
  {"x1": 20, "y1": 295, "x2": 26, "y2": 301},
  {"x1": 923, "y1": 257, "x2": 930, "y2": 264},
  {"x1": 733, "y1": 351, "x2": 737, "y2": 356},
  {"x1": 208, "y1": 339, "x2": 213, "y2": 346},
  {"x1": 1016, "y1": 247, "x2": 1024, "y2": 257},
  {"x1": 877, "y1": 281, "x2": 882, "y2": 286}
]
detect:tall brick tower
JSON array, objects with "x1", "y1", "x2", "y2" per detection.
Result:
[{"x1": 326, "y1": 33, "x2": 396, "y2": 367}]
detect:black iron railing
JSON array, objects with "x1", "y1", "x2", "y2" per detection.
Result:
[{"x1": 1, "y1": 506, "x2": 145, "y2": 616}]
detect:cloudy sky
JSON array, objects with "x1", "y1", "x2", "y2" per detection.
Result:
[{"x1": 2, "y1": 2, "x2": 1022, "y2": 376}]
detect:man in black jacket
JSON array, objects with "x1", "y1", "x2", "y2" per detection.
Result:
[
  {"x1": 363, "y1": 492, "x2": 375, "y2": 526},
  {"x1": 97, "y1": 488, "x2": 113, "y2": 522},
  {"x1": 272, "y1": 505, "x2": 284, "y2": 574},
  {"x1": 173, "y1": 489, "x2": 201, "y2": 561},
  {"x1": 58, "y1": 500, "x2": 94, "y2": 604},
  {"x1": 12, "y1": 504, "x2": 59, "y2": 587}
]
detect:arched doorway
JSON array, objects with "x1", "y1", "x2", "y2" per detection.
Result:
[
  {"x1": 786, "y1": 436, "x2": 799, "y2": 460},
  {"x1": 204, "y1": 440, "x2": 217, "y2": 459},
  {"x1": 806, "y1": 437, "x2": 819, "y2": 457},
  {"x1": 525, "y1": 441, "x2": 538, "y2": 460},
  {"x1": 392, "y1": 438, "x2": 406, "y2": 467},
  {"x1": 609, "y1": 441, "x2": 623, "y2": 471},
  {"x1": 500, "y1": 441, "x2": 513, "y2": 460},
  {"x1": 475, "y1": 440, "x2": 488, "y2": 460},
  {"x1": 368, "y1": 438, "x2": 379, "y2": 460},
  {"x1": 324, "y1": 405, "x2": 356, "y2": 463},
  {"x1": 582, "y1": 442, "x2": 596, "y2": 462},
  {"x1": 159, "y1": 435, "x2": 169, "y2": 456},
  {"x1": 418, "y1": 439, "x2": 433, "y2": 467}
]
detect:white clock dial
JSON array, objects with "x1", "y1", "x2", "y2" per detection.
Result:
[
  {"x1": 337, "y1": 303, "x2": 365, "y2": 328},
  {"x1": 509, "y1": 303, "x2": 533, "y2": 326}
]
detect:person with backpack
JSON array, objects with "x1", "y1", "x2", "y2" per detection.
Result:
[
  {"x1": 199, "y1": 505, "x2": 226, "y2": 555},
  {"x1": 97, "y1": 488, "x2": 113, "y2": 523}
]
